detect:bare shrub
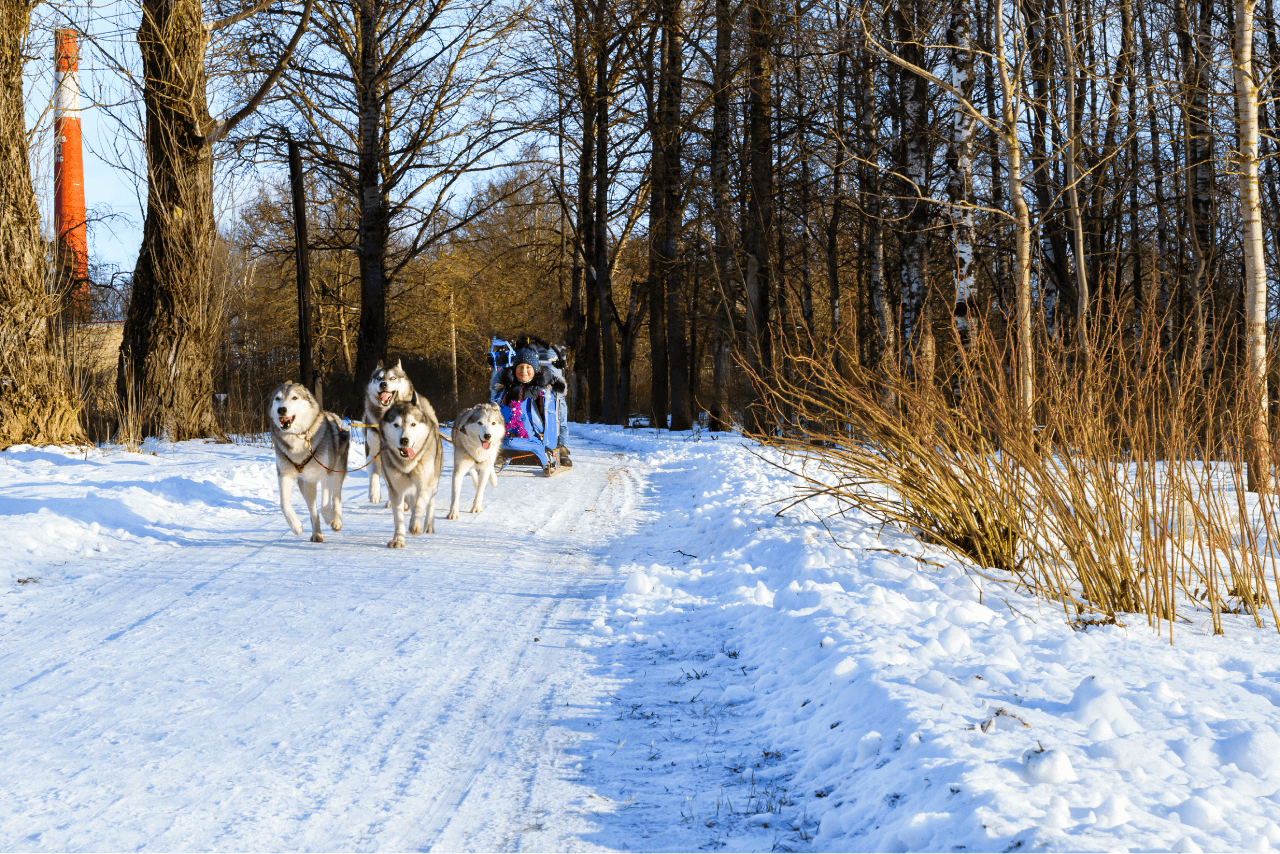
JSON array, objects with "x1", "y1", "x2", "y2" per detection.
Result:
[{"x1": 758, "y1": 314, "x2": 1280, "y2": 638}]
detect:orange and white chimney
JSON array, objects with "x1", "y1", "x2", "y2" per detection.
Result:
[{"x1": 54, "y1": 29, "x2": 89, "y2": 317}]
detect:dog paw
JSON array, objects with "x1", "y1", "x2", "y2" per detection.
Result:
[
  {"x1": 410, "y1": 523, "x2": 423, "y2": 536},
  {"x1": 290, "y1": 523, "x2": 304, "y2": 536},
  {"x1": 446, "y1": 510, "x2": 459, "y2": 520},
  {"x1": 311, "y1": 532, "x2": 325, "y2": 543},
  {"x1": 331, "y1": 518, "x2": 342, "y2": 531},
  {"x1": 470, "y1": 506, "x2": 483, "y2": 514},
  {"x1": 388, "y1": 538, "x2": 405, "y2": 549}
]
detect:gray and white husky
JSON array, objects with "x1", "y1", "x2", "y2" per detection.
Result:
[
  {"x1": 268, "y1": 381, "x2": 349, "y2": 542},
  {"x1": 447, "y1": 402, "x2": 504, "y2": 520},
  {"x1": 364, "y1": 359, "x2": 418, "y2": 505},
  {"x1": 378, "y1": 399, "x2": 443, "y2": 548}
]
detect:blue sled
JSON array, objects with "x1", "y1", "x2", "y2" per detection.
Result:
[{"x1": 489, "y1": 337, "x2": 570, "y2": 474}]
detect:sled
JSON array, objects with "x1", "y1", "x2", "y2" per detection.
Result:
[{"x1": 489, "y1": 337, "x2": 571, "y2": 477}]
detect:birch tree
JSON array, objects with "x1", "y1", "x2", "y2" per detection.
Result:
[
  {"x1": 1233, "y1": 0, "x2": 1270, "y2": 491},
  {"x1": 944, "y1": 0, "x2": 976, "y2": 341}
]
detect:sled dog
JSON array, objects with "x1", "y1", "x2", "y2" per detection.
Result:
[
  {"x1": 447, "y1": 402, "x2": 504, "y2": 520},
  {"x1": 268, "y1": 381, "x2": 349, "y2": 542},
  {"x1": 378, "y1": 399, "x2": 443, "y2": 547},
  {"x1": 364, "y1": 359, "x2": 419, "y2": 504}
]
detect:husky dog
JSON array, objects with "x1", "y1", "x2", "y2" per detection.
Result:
[
  {"x1": 378, "y1": 399, "x2": 443, "y2": 548},
  {"x1": 447, "y1": 402, "x2": 505, "y2": 520},
  {"x1": 268, "y1": 381, "x2": 349, "y2": 542},
  {"x1": 364, "y1": 359, "x2": 418, "y2": 504}
]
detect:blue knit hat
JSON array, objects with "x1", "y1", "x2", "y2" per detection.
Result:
[{"x1": 515, "y1": 345, "x2": 540, "y2": 371}]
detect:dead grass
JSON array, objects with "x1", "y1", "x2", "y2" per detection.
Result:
[{"x1": 757, "y1": 315, "x2": 1280, "y2": 639}]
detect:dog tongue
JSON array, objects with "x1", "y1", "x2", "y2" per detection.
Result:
[
  {"x1": 381, "y1": 392, "x2": 392, "y2": 404},
  {"x1": 405, "y1": 447, "x2": 414, "y2": 458},
  {"x1": 481, "y1": 441, "x2": 491, "y2": 450}
]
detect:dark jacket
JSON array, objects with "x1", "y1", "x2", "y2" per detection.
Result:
[
  {"x1": 493, "y1": 364, "x2": 563, "y2": 406},
  {"x1": 491, "y1": 335, "x2": 568, "y2": 405}
]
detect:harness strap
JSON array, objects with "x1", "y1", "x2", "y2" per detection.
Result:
[{"x1": 292, "y1": 445, "x2": 318, "y2": 472}]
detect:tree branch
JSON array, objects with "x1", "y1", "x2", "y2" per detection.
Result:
[{"x1": 206, "y1": 0, "x2": 315, "y2": 144}]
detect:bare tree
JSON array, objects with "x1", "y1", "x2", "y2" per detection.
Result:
[
  {"x1": 0, "y1": 0, "x2": 83, "y2": 444},
  {"x1": 256, "y1": 0, "x2": 526, "y2": 383},
  {"x1": 118, "y1": 0, "x2": 313, "y2": 439}
]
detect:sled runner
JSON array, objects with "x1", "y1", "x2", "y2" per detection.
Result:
[{"x1": 488, "y1": 336, "x2": 572, "y2": 477}]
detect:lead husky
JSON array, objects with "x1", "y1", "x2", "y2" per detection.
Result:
[
  {"x1": 268, "y1": 381, "x2": 349, "y2": 542},
  {"x1": 364, "y1": 359, "x2": 418, "y2": 505},
  {"x1": 378, "y1": 399, "x2": 443, "y2": 547},
  {"x1": 447, "y1": 402, "x2": 504, "y2": 520}
]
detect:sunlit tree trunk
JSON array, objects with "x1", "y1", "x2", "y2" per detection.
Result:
[
  {"x1": 995, "y1": 0, "x2": 1034, "y2": 414},
  {"x1": 1059, "y1": 0, "x2": 1090, "y2": 369},
  {"x1": 1234, "y1": 0, "x2": 1271, "y2": 491},
  {"x1": 0, "y1": 0, "x2": 83, "y2": 445},
  {"x1": 122, "y1": 0, "x2": 309, "y2": 438},
  {"x1": 945, "y1": 0, "x2": 976, "y2": 343}
]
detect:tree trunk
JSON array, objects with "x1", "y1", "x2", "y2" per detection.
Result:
[
  {"x1": 1234, "y1": 0, "x2": 1271, "y2": 491},
  {"x1": 945, "y1": 0, "x2": 976, "y2": 344},
  {"x1": 1059, "y1": 0, "x2": 1090, "y2": 368},
  {"x1": 659, "y1": 5, "x2": 692, "y2": 431},
  {"x1": 0, "y1": 0, "x2": 83, "y2": 445},
  {"x1": 995, "y1": 0, "x2": 1034, "y2": 415},
  {"x1": 1176, "y1": 0, "x2": 1213, "y2": 373},
  {"x1": 858, "y1": 20, "x2": 893, "y2": 389},
  {"x1": 351, "y1": 0, "x2": 389, "y2": 383},
  {"x1": 744, "y1": 0, "x2": 774, "y2": 435},
  {"x1": 596, "y1": 6, "x2": 619, "y2": 424},
  {"x1": 120, "y1": 0, "x2": 219, "y2": 440},
  {"x1": 708, "y1": 0, "x2": 735, "y2": 432},
  {"x1": 896, "y1": 0, "x2": 933, "y2": 378},
  {"x1": 826, "y1": 2, "x2": 849, "y2": 374}
]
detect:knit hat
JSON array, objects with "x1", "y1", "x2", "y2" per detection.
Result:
[{"x1": 515, "y1": 345, "x2": 540, "y2": 371}]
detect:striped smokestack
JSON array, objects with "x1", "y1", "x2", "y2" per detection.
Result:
[{"x1": 54, "y1": 29, "x2": 89, "y2": 319}]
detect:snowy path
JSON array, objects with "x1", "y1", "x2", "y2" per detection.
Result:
[{"x1": 0, "y1": 434, "x2": 650, "y2": 850}]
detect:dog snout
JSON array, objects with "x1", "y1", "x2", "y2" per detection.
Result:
[
  {"x1": 399, "y1": 436, "x2": 410, "y2": 446},
  {"x1": 482, "y1": 432, "x2": 491, "y2": 442},
  {"x1": 277, "y1": 406, "x2": 287, "y2": 416},
  {"x1": 379, "y1": 381, "x2": 389, "y2": 391}
]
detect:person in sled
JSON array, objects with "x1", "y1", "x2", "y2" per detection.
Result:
[{"x1": 492, "y1": 337, "x2": 571, "y2": 467}]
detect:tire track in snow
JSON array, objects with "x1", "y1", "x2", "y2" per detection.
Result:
[{"x1": 410, "y1": 460, "x2": 632, "y2": 851}]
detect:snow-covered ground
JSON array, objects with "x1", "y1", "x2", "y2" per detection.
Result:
[{"x1": 4, "y1": 424, "x2": 1280, "y2": 852}]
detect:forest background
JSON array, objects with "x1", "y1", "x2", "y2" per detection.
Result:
[{"x1": 4, "y1": 0, "x2": 1280, "y2": 479}]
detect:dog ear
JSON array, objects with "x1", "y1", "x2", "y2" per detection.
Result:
[
  {"x1": 395, "y1": 358, "x2": 403, "y2": 370},
  {"x1": 376, "y1": 360, "x2": 384, "y2": 370}
]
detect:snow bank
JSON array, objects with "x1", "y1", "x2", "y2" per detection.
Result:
[{"x1": 570, "y1": 424, "x2": 1280, "y2": 852}]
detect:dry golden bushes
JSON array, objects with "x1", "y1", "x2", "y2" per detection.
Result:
[{"x1": 760, "y1": 318, "x2": 1280, "y2": 638}]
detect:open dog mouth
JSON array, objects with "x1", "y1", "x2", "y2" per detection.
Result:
[
  {"x1": 279, "y1": 415, "x2": 294, "y2": 429},
  {"x1": 380, "y1": 392, "x2": 393, "y2": 405},
  {"x1": 481, "y1": 440, "x2": 491, "y2": 451},
  {"x1": 399, "y1": 446, "x2": 415, "y2": 458}
]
